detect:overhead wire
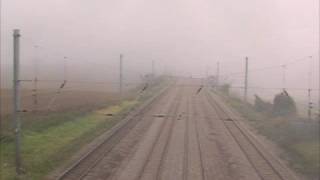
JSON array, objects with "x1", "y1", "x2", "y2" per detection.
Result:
[{"x1": 222, "y1": 55, "x2": 314, "y2": 77}]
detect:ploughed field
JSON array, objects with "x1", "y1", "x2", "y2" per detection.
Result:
[{"x1": 1, "y1": 89, "x2": 119, "y2": 115}]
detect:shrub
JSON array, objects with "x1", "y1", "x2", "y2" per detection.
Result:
[{"x1": 272, "y1": 90, "x2": 297, "y2": 117}]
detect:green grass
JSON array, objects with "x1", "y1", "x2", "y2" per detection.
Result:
[
  {"x1": 290, "y1": 142, "x2": 320, "y2": 176},
  {"x1": 0, "y1": 100, "x2": 138, "y2": 180},
  {"x1": 216, "y1": 91, "x2": 320, "y2": 180},
  {"x1": 0, "y1": 77, "x2": 170, "y2": 180}
]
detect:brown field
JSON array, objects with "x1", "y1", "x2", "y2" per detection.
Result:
[{"x1": 1, "y1": 88, "x2": 122, "y2": 116}]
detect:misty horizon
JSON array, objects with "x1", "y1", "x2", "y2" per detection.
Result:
[{"x1": 1, "y1": 0, "x2": 319, "y2": 103}]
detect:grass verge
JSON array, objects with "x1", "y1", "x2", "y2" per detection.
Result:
[
  {"x1": 0, "y1": 100, "x2": 137, "y2": 180},
  {"x1": 0, "y1": 76, "x2": 170, "y2": 180},
  {"x1": 216, "y1": 91, "x2": 319, "y2": 180}
]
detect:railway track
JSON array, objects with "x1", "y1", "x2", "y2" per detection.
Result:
[
  {"x1": 56, "y1": 85, "x2": 172, "y2": 180},
  {"x1": 204, "y1": 89, "x2": 299, "y2": 180},
  {"x1": 182, "y1": 97, "x2": 190, "y2": 180},
  {"x1": 132, "y1": 86, "x2": 184, "y2": 180},
  {"x1": 155, "y1": 88, "x2": 184, "y2": 180},
  {"x1": 54, "y1": 80, "x2": 300, "y2": 180},
  {"x1": 190, "y1": 96, "x2": 206, "y2": 180}
]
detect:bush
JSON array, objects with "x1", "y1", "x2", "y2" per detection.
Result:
[{"x1": 272, "y1": 90, "x2": 297, "y2": 117}]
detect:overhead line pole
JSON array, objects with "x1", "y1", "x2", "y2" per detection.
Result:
[
  {"x1": 307, "y1": 56, "x2": 313, "y2": 120},
  {"x1": 150, "y1": 60, "x2": 155, "y2": 85},
  {"x1": 318, "y1": 5, "x2": 320, "y2": 180},
  {"x1": 152, "y1": 60, "x2": 155, "y2": 83},
  {"x1": 205, "y1": 66, "x2": 209, "y2": 87},
  {"x1": 0, "y1": 0, "x2": 3, "y2": 148},
  {"x1": 244, "y1": 57, "x2": 249, "y2": 102},
  {"x1": 13, "y1": 29, "x2": 22, "y2": 175},
  {"x1": 318, "y1": 12, "x2": 320, "y2": 179},
  {"x1": 32, "y1": 46, "x2": 39, "y2": 111},
  {"x1": 206, "y1": 67, "x2": 209, "y2": 79},
  {"x1": 318, "y1": 38, "x2": 320, "y2": 121},
  {"x1": 152, "y1": 60, "x2": 155, "y2": 76},
  {"x1": 119, "y1": 54, "x2": 123, "y2": 100},
  {"x1": 63, "y1": 56, "x2": 68, "y2": 82},
  {"x1": 282, "y1": 65, "x2": 287, "y2": 90},
  {"x1": 308, "y1": 88, "x2": 312, "y2": 120},
  {"x1": 216, "y1": 61, "x2": 220, "y2": 88}
]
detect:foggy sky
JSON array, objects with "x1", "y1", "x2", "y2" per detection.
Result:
[{"x1": 1, "y1": 0, "x2": 319, "y2": 99}]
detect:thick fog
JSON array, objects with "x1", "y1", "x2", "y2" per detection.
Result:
[{"x1": 1, "y1": 0, "x2": 319, "y2": 102}]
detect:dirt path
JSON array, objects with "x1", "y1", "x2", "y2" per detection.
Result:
[{"x1": 57, "y1": 79, "x2": 300, "y2": 180}]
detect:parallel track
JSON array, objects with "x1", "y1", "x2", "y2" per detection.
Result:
[
  {"x1": 182, "y1": 97, "x2": 190, "y2": 180},
  {"x1": 132, "y1": 87, "x2": 183, "y2": 180},
  {"x1": 155, "y1": 88, "x2": 184, "y2": 180},
  {"x1": 56, "y1": 82, "x2": 298, "y2": 180},
  {"x1": 56, "y1": 86, "x2": 170, "y2": 180},
  {"x1": 205, "y1": 90, "x2": 295, "y2": 180},
  {"x1": 191, "y1": 96, "x2": 206, "y2": 180}
]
